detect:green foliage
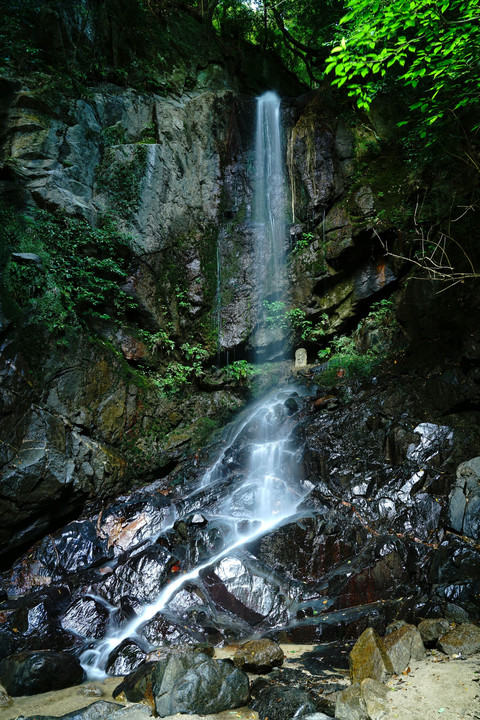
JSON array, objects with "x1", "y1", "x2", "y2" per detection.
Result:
[
  {"x1": 325, "y1": 0, "x2": 480, "y2": 139},
  {"x1": 263, "y1": 300, "x2": 328, "y2": 342},
  {"x1": 292, "y1": 232, "x2": 314, "y2": 254},
  {"x1": 226, "y1": 359, "x2": 256, "y2": 381},
  {"x1": 0, "y1": 203, "x2": 134, "y2": 336},
  {"x1": 368, "y1": 298, "x2": 396, "y2": 324},
  {"x1": 317, "y1": 297, "x2": 397, "y2": 381},
  {"x1": 138, "y1": 327, "x2": 175, "y2": 354},
  {"x1": 96, "y1": 145, "x2": 148, "y2": 219}
]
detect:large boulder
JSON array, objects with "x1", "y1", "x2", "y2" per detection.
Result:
[
  {"x1": 335, "y1": 679, "x2": 390, "y2": 720},
  {"x1": 115, "y1": 652, "x2": 249, "y2": 717},
  {"x1": 438, "y1": 623, "x2": 480, "y2": 657},
  {"x1": 0, "y1": 650, "x2": 85, "y2": 696},
  {"x1": 349, "y1": 628, "x2": 394, "y2": 684},
  {"x1": 233, "y1": 638, "x2": 284, "y2": 673},
  {"x1": 383, "y1": 623, "x2": 425, "y2": 675},
  {"x1": 449, "y1": 457, "x2": 480, "y2": 539},
  {"x1": 417, "y1": 618, "x2": 450, "y2": 646},
  {"x1": 152, "y1": 652, "x2": 250, "y2": 717},
  {"x1": 252, "y1": 685, "x2": 317, "y2": 720}
]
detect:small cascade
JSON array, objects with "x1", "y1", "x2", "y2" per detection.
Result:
[{"x1": 80, "y1": 389, "x2": 307, "y2": 678}]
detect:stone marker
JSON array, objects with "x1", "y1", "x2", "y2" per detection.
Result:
[{"x1": 295, "y1": 348, "x2": 308, "y2": 367}]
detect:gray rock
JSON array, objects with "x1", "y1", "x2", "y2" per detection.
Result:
[
  {"x1": 0, "y1": 682, "x2": 12, "y2": 708},
  {"x1": 417, "y1": 618, "x2": 450, "y2": 645},
  {"x1": 384, "y1": 620, "x2": 407, "y2": 636},
  {"x1": 77, "y1": 683, "x2": 104, "y2": 697},
  {"x1": 383, "y1": 623, "x2": 425, "y2": 675},
  {"x1": 11, "y1": 252, "x2": 44, "y2": 267},
  {"x1": 360, "y1": 678, "x2": 390, "y2": 720},
  {"x1": 449, "y1": 457, "x2": 480, "y2": 538},
  {"x1": 335, "y1": 683, "x2": 367, "y2": 720},
  {"x1": 349, "y1": 628, "x2": 394, "y2": 684},
  {"x1": 438, "y1": 623, "x2": 480, "y2": 657},
  {"x1": 14, "y1": 701, "x2": 125, "y2": 719},
  {"x1": 151, "y1": 652, "x2": 250, "y2": 716},
  {"x1": 233, "y1": 638, "x2": 284, "y2": 673}
]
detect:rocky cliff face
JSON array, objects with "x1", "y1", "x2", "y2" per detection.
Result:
[{"x1": 1, "y1": 5, "x2": 479, "y2": 563}]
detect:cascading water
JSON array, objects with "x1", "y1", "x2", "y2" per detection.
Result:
[
  {"x1": 80, "y1": 92, "x2": 304, "y2": 679},
  {"x1": 253, "y1": 92, "x2": 288, "y2": 358}
]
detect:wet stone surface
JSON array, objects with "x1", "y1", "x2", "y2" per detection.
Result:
[{"x1": 0, "y1": 375, "x2": 478, "y2": 682}]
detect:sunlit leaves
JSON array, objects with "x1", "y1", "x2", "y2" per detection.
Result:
[{"x1": 324, "y1": 0, "x2": 480, "y2": 137}]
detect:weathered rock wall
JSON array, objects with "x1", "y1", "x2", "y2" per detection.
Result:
[{"x1": 1, "y1": 35, "x2": 479, "y2": 562}]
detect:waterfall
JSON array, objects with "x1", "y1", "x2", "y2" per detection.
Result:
[
  {"x1": 253, "y1": 92, "x2": 288, "y2": 360},
  {"x1": 80, "y1": 92, "x2": 304, "y2": 680}
]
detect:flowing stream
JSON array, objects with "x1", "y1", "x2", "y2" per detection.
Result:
[{"x1": 80, "y1": 91, "x2": 303, "y2": 679}]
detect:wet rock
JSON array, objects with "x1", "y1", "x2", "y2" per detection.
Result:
[
  {"x1": 406, "y1": 423, "x2": 453, "y2": 465},
  {"x1": 0, "y1": 587, "x2": 80, "y2": 659},
  {"x1": 252, "y1": 685, "x2": 317, "y2": 720},
  {"x1": 112, "y1": 661, "x2": 157, "y2": 704},
  {"x1": 0, "y1": 683, "x2": 12, "y2": 708},
  {"x1": 296, "y1": 714, "x2": 332, "y2": 720},
  {"x1": 438, "y1": 622, "x2": 480, "y2": 657},
  {"x1": 349, "y1": 628, "x2": 393, "y2": 684},
  {"x1": 449, "y1": 457, "x2": 480, "y2": 539},
  {"x1": 106, "y1": 639, "x2": 147, "y2": 676},
  {"x1": 285, "y1": 396, "x2": 299, "y2": 414},
  {"x1": 98, "y1": 545, "x2": 176, "y2": 605},
  {"x1": 417, "y1": 618, "x2": 450, "y2": 645},
  {"x1": 0, "y1": 650, "x2": 85, "y2": 696},
  {"x1": 61, "y1": 598, "x2": 110, "y2": 639},
  {"x1": 233, "y1": 638, "x2": 284, "y2": 673},
  {"x1": 335, "y1": 683, "x2": 366, "y2": 720},
  {"x1": 141, "y1": 612, "x2": 202, "y2": 647},
  {"x1": 203, "y1": 554, "x2": 292, "y2": 627},
  {"x1": 151, "y1": 651, "x2": 250, "y2": 716},
  {"x1": 383, "y1": 623, "x2": 425, "y2": 675}
]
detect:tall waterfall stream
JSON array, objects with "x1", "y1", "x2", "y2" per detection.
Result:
[{"x1": 80, "y1": 92, "x2": 308, "y2": 679}]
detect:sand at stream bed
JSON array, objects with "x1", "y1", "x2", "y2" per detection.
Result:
[{"x1": 0, "y1": 645, "x2": 479, "y2": 720}]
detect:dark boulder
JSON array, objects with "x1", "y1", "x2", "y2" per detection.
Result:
[
  {"x1": 61, "y1": 598, "x2": 110, "y2": 639},
  {"x1": 152, "y1": 652, "x2": 250, "y2": 717},
  {"x1": 252, "y1": 685, "x2": 317, "y2": 720},
  {"x1": 106, "y1": 639, "x2": 147, "y2": 676},
  {"x1": 0, "y1": 650, "x2": 85, "y2": 696},
  {"x1": 113, "y1": 661, "x2": 157, "y2": 705},
  {"x1": 417, "y1": 618, "x2": 450, "y2": 646}
]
